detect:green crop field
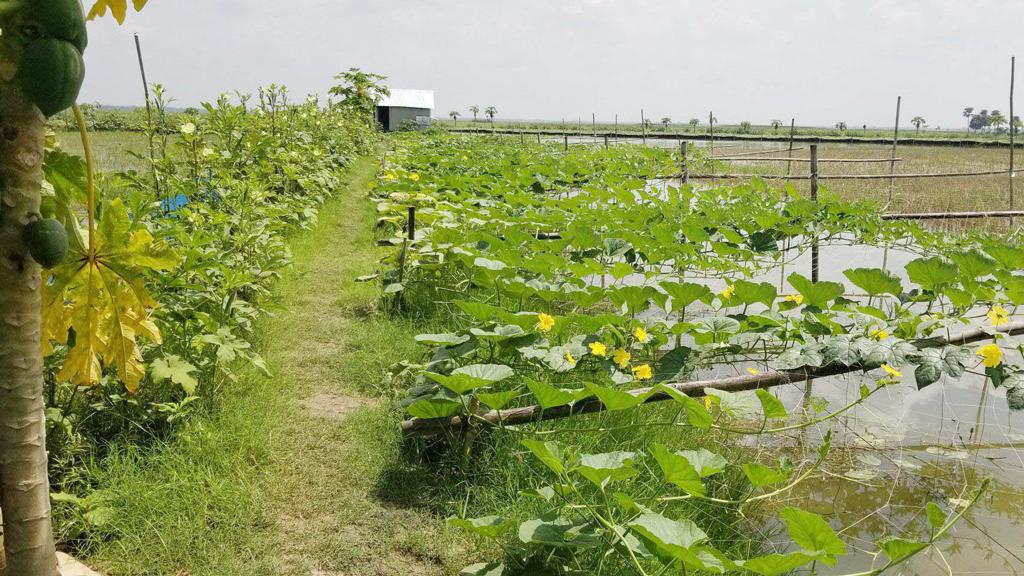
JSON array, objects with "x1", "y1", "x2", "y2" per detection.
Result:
[{"x1": 2, "y1": 2, "x2": 1023, "y2": 576}]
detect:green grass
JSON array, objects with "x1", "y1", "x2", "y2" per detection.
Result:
[
  {"x1": 56, "y1": 130, "x2": 159, "y2": 174},
  {"x1": 82, "y1": 157, "x2": 470, "y2": 575}
]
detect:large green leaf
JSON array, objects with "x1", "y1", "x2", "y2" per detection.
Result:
[
  {"x1": 525, "y1": 378, "x2": 584, "y2": 409},
  {"x1": 651, "y1": 444, "x2": 706, "y2": 496},
  {"x1": 906, "y1": 257, "x2": 958, "y2": 291},
  {"x1": 427, "y1": 364, "x2": 514, "y2": 394},
  {"x1": 843, "y1": 268, "x2": 902, "y2": 297},
  {"x1": 406, "y1": 398, "x2": 462, "y2": 419},
  {"x1": 877, "y1": 537, "x2": 928, "y2": 562},
  {"x1": 659, "y1": 281, "x2": 713, "y2": 312},
  {"x1": 575, "y1": 451, "x2": 637, "y2": 487},
  {"x1": 447, "y1": 516, "x2": 512, "y2": 538},
  {"x1": 676, "y1": 448, "x2": 729, "y2": 477},
  {"x1": 779, "y1": 507, "x2": 846, "y2": 564},
  {"x1": 733, "y1": 279, "x2": 777, "y2": 308},
  {"x1": 909, "y1": 346, "x2": 970, "y2": 389},
  {"x1": 787, "y1": 273, "x2": 845, "y2": 308}
]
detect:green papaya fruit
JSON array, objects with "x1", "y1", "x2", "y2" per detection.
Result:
[
  {"x1": 21, "y1": 0, "x2": 89, "y2": 52},
  {"x1": 16, "y1": 38, "x2": 86, "y2": 117},
  {"x1": 23, "y1": 218, "x2": 69, "y2": 269}
]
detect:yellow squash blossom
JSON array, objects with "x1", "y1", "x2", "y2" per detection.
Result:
[
  {"x1": 612, "y1": 348, "x2": 631, "y2": 369},
  {"x1": 410, "y1": 173, "x2": 420, "y2": 181},
  {"x1": 536, "y1": 313, "x2": 555, "y2": 333},
  {"x1": 785, "y1": 293, "x2": 804, "y2": 305},
  {"x1": 987, "y1": 306, "x2": 1010, "y2": 327},
  {"x1": 385, "y1": 172, "x2": 396, "y2": 181},
  {"x1": 565, "y1": 351, "x2": 576, "y2": 366},
  {"x1": 869, "y1": 328, "x2": 890, "y2": 341},
  {"x1": 704, "y1": 396, "x2": 713, "y2": 410},
  {"x1": 746, "y1": 367, "x2": 760, "y2": 375},
  {"x1": 588, "y1": 341, "x2": 607, "y2": 357},
  {"x1": 881, "y1": 364, "x2": 902, "y2": 378},
  {"x1": 633, "y1": 326, "x2": 649, "y2": 343},
  {"x1": 977, "y1": 344, "x2": 1003, "y2": 368},
  {"x1": 632, "y1": 364, "x2": 653, "y2": 381},
  {"x1": 719, "y1": 284, "x2": 736, "y2": 301}
]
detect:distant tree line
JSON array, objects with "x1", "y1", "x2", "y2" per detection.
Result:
[{"x1": 963, "y1": 106, "x2": 1021, "y2": 134}]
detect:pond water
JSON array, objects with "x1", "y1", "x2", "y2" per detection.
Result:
[{"x1": 594, "y1": 236, "x2": 1024, "y2": 573}]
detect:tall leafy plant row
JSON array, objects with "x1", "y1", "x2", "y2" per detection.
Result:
[
  {"x1": 1, "y1": 2, "x2": 382, "y2": 574},
  {"x1": 372, "y1": 133, "x2": 1021, "y2": 574}
]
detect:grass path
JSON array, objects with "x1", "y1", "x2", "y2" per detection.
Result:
[
  {"x1": 259, "y1": 159, "x2": 463, "y2": 575},
  {"x1": 88, "y1": 157, "x2": 465, "y2": 575}
]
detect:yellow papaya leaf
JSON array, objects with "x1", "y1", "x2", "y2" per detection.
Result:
[
  {"x1": 42, "y1": 197, "x2": 178, "y2": 391},
  {"x1": 87, "y1": 0, "x2": 149, "y2": 24}
]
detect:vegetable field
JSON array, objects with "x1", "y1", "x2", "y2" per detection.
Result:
[{"x1": 373, "y1": 132, "x2": 1024, "y2": 575}]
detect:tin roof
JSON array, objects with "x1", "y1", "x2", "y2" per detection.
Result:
[{"x1": 379, "y1": 89, "x2": 434, "y2": 110}]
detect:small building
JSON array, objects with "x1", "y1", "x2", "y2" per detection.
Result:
[{"x1": 376, "y1": 89, "x2": 434, "y2": 131}]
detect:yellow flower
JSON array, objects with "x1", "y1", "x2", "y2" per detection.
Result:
[
  {"x1": 881, "y1": 364, "x2": 902, "y2": 378},
  {"x1": 633, "y1": 326, "x2": 649, "y2": 343},
  {"x1": 632, "y1": 364, "x2": 653, "y2": 381},
  {"x1": 785, "y1": 293, "x2": 804, "y2": 305},
  {"x1": 536, "y1": 313, "x2": 555, "y2": 333},
  {"x1": 385, "y1": 172, "x2": 396, "y2": 181},
  {"x1": 565, "y1": 351, "x2": 576, "y2": 366},
  {"x1": 461, "y1": 155, "x2": 468, "y2": 161},
  {"x1": 977, "y1": 344, "x2": 1003, "y2": 368},
  {"x1": 704, "y1": 396, "x2": 713, "y2": 410},
  {"x1": 410, "y1": 173, "x2": 420, "y2": 181},
  {"x1": 746, "y1": 367, "x2": 760, "y2": 375},
  {"x1": 988, "y1": 306, "x2": 1010, "y2": 327},
  {"x1": 720, "y1": 284, "x2": 736, "y2": 301},
  {"x1": 612, "y1": 348, "x2": 631, "y2": 369},
  {"x1": 588, "y1": 341, "x2": 607, "y2": 357},
  {"x1": 869, "y1": 328, "x2": 890, "y2": 341}
]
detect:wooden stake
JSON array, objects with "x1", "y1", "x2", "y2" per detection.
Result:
[
  {"x1": 1010, "y1": 56, "x2": 1016, "y2": 223},
  {"x1": 680, "y1": 141, "x2": 688, "y2": 184},
  {"x1": 564, "y1": 134, "x2": 569, "y2": 151},
  {"x1": 134, "y1": 33, "x2": 163, "y2": 204},
  {"x1": 888, "y1": 96, "x2": 901, "y2": 204},
  {"x1": 641, "y1": 109, "x2": 647, "y2": 144},
  {"x1": 592, "y1": 112, "x2": 596, "y2": 138},
  {"x1": 810, "y1": 144, "x2": 819, "y2": 283},
  {"x1": 785, "y1": 118, "x2": 796, "y2": 180},
  {"x1": 407, "y1": 206, "x2": 416, "y2": 240},
  {"x1": 709, "y1": 111, "x2": 715, "y2": 157}
]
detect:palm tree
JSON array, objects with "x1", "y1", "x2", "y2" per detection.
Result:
[
  {"x1": 835, "y1": 121, "x2": 847, "y2": 132},
  {"x1": 449, "y1": 110, "x2": 460, "y2": 128},
  {"x1": 485, "y1": 106, "x2": 497, "y2": 125},
  {"x1": 470, "y1": 105, "x2": 480, "y2": 122},
  {"x1": 963, "y1": 107, "x2": 974, "y2": 132},
  {"x1": 770, "y1": 119, "x2": 783, "y2": 132},
  {"x1": 989, "y1": 110, "x2": 1007, "y2": 133},
  {"x1": 910, "y1": 116, "x2": 926, "y2": 136},
  {"x1": 688, "y1": 118, "x2": 700, "y2": 131},
  {"x1": 660, "y1": 117, "x2": 672, "y2": 131}
]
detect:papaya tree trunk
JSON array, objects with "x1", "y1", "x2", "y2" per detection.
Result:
[{"x1": 0, "y1": 86, "x2": 59, "y2": 576}]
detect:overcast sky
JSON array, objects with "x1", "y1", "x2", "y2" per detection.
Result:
[{"x1": 81, "y1": 0, "x2": 1024, "y2": 128}]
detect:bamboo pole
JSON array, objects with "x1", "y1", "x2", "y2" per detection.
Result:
[
  {"x1": 401, "y1": 322, "x2": 1024, "y2": 436},
  {"x1": 888, "y1": 96, "x2": 901, "y2": 204},
  {"x1": 641, "y1": 109, "x2": 647, "y2": 145},
  {"x1": 709, "y1": 111, "x2": 715, "y2": 157},
  {"x1": 881, "y1": 210, "x2": 1024, "y2": 220},
  {"x1": 1010, "y1": 56, "x2": 1016, "y2": 224},
  {"x1": 680, "y1": 141, "x2": 688, "y2": 184},
  {"x1": 713, "y1": 146, "x2": 807, "y2": 158},
  {"x1": 675, "y1": 169, "x2": 1010, "y2": 181},
  {"x1": 810, "y1": 144, "x2": 819, "y2": 282},
  {"x1": 785, "y1": 118, "x2": 795, "y2": 178},
  {"x1": 712, "y1": 156, "x2": 901, "y2": 163}
]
